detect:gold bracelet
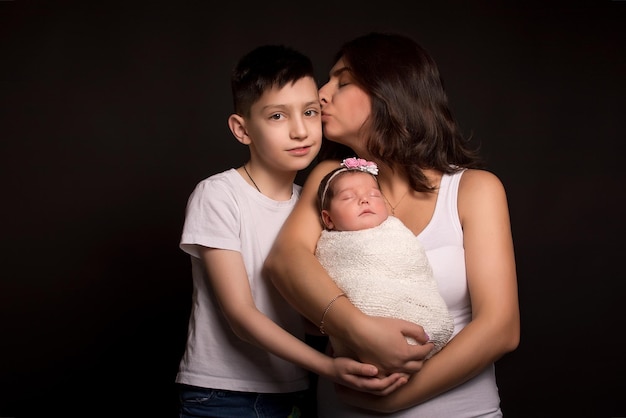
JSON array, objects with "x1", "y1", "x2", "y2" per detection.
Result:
[{"x1": 319, "y1": 293, "x2": 347, "y2": 335}]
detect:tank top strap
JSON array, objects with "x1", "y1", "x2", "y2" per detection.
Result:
[{"x1": 418, "y1": 170, "x2": 465, "y2": 251}]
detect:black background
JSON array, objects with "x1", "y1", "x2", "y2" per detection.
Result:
[{"x1": 1, "y1": 1, "x2": 625, "y2": 417}]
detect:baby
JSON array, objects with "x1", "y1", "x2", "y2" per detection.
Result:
[{"x1": 315, "y1": 158, "x2": 454, "y2": 360}]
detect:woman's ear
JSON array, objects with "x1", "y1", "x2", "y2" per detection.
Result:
[{"x1": 228, "y1": 114, "x2": 251, "y2": 145}]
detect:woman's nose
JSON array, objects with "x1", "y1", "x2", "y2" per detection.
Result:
[{"x1": 318, "y1": 84, "x2": 329, "y2": 104}]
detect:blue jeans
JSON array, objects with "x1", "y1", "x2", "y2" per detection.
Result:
[{"x1": 178, "y1": 384, "x2": 308, "y2": 418}]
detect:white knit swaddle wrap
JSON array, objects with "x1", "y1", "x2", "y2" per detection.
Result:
[{"x1": 315, "y1": 216, "x2": 453, "y2": 359}]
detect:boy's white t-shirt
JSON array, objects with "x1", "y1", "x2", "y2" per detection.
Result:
[{"x1": 176, "y1": 168, "x2": 309, "y2": 393}]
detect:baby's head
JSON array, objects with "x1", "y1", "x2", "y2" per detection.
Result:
[{"x1": 317, "y1": 158, "x2": 389, "y2": 231}]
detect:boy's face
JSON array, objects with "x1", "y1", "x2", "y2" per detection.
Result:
[
  {"x1": 322, "y1": 172, "x2": 388, "y2": 232},
  {"x1": 244, "y1": 76, "x2": 322, "y2": 172}
]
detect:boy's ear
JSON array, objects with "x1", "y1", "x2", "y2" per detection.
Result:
[{"x1": 228, "y1": 114, "x2": 251, "y2": 145}]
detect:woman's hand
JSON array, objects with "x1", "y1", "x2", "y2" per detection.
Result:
[{"x1": 342, "y1": 314, "x2": 434, "y2": 375}]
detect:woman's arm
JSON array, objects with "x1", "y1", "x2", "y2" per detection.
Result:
[
  {"x1": 334, "y1": 169, "x2": 520, "y2": 411},
  {"x1": 265, "y1": 160, "x2": 433, "y2": 375}
]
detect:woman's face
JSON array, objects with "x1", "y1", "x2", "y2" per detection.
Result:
[{"x1": 319, "y1": 58, "x2": 371, "y2": 152}]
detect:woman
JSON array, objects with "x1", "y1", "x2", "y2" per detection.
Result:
[{"x1": 264, "y1": 32, "x2": 520, "y2": 416}]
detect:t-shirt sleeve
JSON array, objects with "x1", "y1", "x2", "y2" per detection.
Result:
[{"x1": 179, "y1": 177, "x2": 241, "y2": 258}]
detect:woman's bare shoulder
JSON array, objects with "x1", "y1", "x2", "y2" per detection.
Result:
[
  {"x1": 302, "y1": 159, "x2": 343, "y2": 190},
  {"x1": 459, "y1": 168, "x2": 506, "y2": 194},
  {"x1": 458, "y1": 168, "x2": 510, "y2": 219},
  {"x1": 311, "y1": 159, "x2": 342, "y2": 176}
]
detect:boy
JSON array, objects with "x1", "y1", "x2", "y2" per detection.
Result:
[{"x1": 175, "y1": 45, "x2": 390, "y2": 418}]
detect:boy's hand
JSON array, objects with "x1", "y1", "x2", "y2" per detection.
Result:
[{"x1": 331, "y1": 356, "x2": 410, "y2": 396}]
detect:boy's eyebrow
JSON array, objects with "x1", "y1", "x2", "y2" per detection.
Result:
[
  {"x1": 260, "y1": 100, "x2": 321, "y2": 112},
  {"x1": 305, "y1": 100, "x2": 322, "y2": 108}
]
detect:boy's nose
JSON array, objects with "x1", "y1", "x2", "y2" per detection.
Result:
[{"x1": 290, "y1": 118, "x2": 308, "y2": 140}]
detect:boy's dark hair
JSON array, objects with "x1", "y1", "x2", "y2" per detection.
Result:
[{"x1": 231, "y1": 45, "x2": 316, "y2": 117}]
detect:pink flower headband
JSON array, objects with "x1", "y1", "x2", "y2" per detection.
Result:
[
  {"x1": 320, "y1": 158, "x2": 379, "y2": 209},
  {"x1": 341, "y1": 157, "x2": 379, "y2": 175}
]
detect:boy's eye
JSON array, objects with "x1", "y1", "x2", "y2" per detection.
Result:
[
  {"x1": 304, "y1": 109, "x2": 319, "y2": 117},
  {"x1": 270, "y1": 113, "x2": 283, "y2": 120}
]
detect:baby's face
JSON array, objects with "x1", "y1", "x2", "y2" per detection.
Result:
[{"x1": 323, "y1": 172, "x2": 388, "y2": 231}]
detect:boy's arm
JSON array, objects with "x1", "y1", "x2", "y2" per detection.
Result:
[{"x1": 199, "y1": 246, "x2": 408, "y2": 395}]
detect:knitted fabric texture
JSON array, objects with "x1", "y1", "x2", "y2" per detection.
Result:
[{"x1": 315, "y1": 216, "x2": 453, "y2": 359}]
